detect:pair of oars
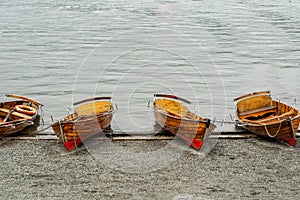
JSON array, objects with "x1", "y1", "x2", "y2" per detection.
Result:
[{"x1": 1, "y1": 94, "x2": 43, "y2": 124}]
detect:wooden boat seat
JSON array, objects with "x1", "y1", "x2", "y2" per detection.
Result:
[
  {"x1": 75, "y1": 101, "x2": 112, "y2": 116},
  {"x1": 237, "y1": 95, "x2": 272, "y2": 112},
  {"x1": 239, "y1": 106, "x2": 277, "y2": 118},
  {"x1": 155, "y1": 99, "x2": 189, "y2": 118},
  {"x1": 242, "y1": 109, "x2": 294, "y2": 124},
  {"x1": 0, "y1": 108, "x2": 32, "y2": 120},
  {"x1": 256, "y1": 109, "x2": 295, "y2": 123},
  {"x1": 155, "y1": 99, "x2": 202, "y2": 121}
]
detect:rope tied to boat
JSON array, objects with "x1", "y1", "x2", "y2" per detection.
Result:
[
  {"x1": 58, "y1": 120, "x2": 65, "y2": 143},
  {"x1": 263, "y1": 120, "x2": 283, "y2": 138},
  {"x1": 211, "y1": 113, "x2": 237, "y2": 125}
]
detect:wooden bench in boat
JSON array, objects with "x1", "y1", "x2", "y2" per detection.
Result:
[
  {"x1": 0, "y1": 108, "x2": 32, "y2": 120},
  {"x1": 254, "y1": 109, "x2": 294, "y2": 123},
  {"x1": 242, "y1": 109, "x2": 294, "y2": 124},
  {"x1": 239, "y1": 106, "x2": 278, "y2": 118}
]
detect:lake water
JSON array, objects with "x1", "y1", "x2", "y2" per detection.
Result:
[{"x1": 1, "y1": 0, "x2": 299, "y2": 133}]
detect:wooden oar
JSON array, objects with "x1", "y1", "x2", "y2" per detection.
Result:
[
  {"x1": 257, "y1": 110, "x2": 294, "y2": 123},
  {"x1": 233, "y1": 91, "x2": 271, "y2": 101},
  {"x1": 154, "y1": 94, "x2": 192, "y2": 104},
  {"x1": 5, "y1": 94, "x2": 43, "y2": 106},
  {"x1": 1, "y1": 107, "x2": 14, "y2": 124},
  {"x1": 73, "y1": 96, "x2": 112, "y2": 106},
  {"x1": 241, "y1": 110, "x2": 295, "y2": 125}
]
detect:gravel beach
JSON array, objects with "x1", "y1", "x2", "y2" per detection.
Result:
[
  {"x1": 0, "y1": 137, "x2": 299, "y2": 200},
  {"x1": 1, "y1": 0, "x2": 300, "y2": 199}
]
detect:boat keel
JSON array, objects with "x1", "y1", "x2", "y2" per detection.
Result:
[
  {"x1": 64, "y1": 139, "x2": 82, "y2": 151},
  {"x1": 280, "y1": 138, "x2": 296, "y2": 147},
  {"x1": 177, "y1": 134, "x2": 203, "y2": 150}
]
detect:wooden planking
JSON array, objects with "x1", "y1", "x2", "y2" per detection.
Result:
[
  {"x1": 111, "y1": 134, "x2": 257, "y2": 141},
  {"x1": 210, "y1": 134, "x2": 257, "y2": 139},
  {"x1": 111, "y1": 136, "x2": 174, "y2": 141},
  {"x1": 8, "y1": 135, "x2": 59, "y2": 140},
  {"x1": 6, "y1": 129, "x2": 300, "y2": 141},
  {"x1": 7, "y1": 132, "x2": 257, "y2": 141},
  {"x1": 8, "y1": 134, "x2": 257, "y2": 141}
]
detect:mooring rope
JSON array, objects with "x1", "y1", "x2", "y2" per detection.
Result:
[
  {"x1": 213, "y1": 120, "x2": 237, "y2": 124},
  {"x1": 264, "y1": 120, "x2": 282, "y2": 138},
  {"x1": 34, "y1": 124, "x2": 52, "y2": 133},
  {"x1": 58, "y1": 120, "x2": 65, "y2": 143}
]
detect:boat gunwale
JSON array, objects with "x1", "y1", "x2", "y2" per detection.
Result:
[
  {"x1": 153, "y1": 107, "x2": 209, "y2": 124},
  {"x1": 154, "y1": 94, "x2": 191, "y2": 104},
  {"x1": 73, "y1": 96, "x2": 112, "y2": 106},
  {"x1": 52, "y1": 109, "x2": 114, "y2": 125},
  {"x1": 0, "y1": 119, "x2": 32, "y2": 127}
]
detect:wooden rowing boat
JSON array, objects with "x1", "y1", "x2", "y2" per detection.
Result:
[
  {"x1": 153, "y1": 94, "x2": 216, "y2": 150},
  {"x1": 0, "y1": 94, "x2": 43, "y2": 136},
  {"x1": 52, "y1": 97, "x2": 114, "y2": 151},
  {"x1": 234, "y1": 91, "x2": 300, "y2": 146}
]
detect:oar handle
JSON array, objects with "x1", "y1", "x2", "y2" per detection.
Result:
[
  {"x1": 5, "y1": 94, "x2": 43, "y2": 106},
  {"x1": 233, "y1": 91, "x2": 271, "y2": 101},
  {"x1": 73, "y1": 96, "x2": 112, "y2": 106},
  {"x1": 154, "y1": 94, "x2": 191, "y2": 104}
]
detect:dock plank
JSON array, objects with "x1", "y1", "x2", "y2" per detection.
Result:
[{"x1": 5, "y1": 129, "x2": 300, "y2": 141}]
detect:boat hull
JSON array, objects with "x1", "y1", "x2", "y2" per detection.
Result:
[
  {"x1": 0, "y1": 99, "x2": 40, "y2": 136},
  {"x1": 240, "y1": 117, "x2": 300, "y2": 139},
  {"x1": 52, "y1": 111, "x2": 113, "y2": 151},
  {"x1": 235, "y1": 91, "x2": 300, "y2": 146},
  {"x1": 154, "y1": 111, "x2": 209, "y2": 139},
  {"x1": 0, "y1": 120, "x2": 34, "y2": 136},
  {"x1": 52, "y1": 97, "x2": 114, "y2": 151},
  {"x1": 153, "y1": 95, "x2": 215, "y2": 150}
]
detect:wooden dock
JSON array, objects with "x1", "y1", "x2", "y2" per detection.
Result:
[
  {"x1": 6, "y1": 129, "x2": 300, "y2": 141},
  {"x1": 2, "y1": 126, "x2": 300, "y2": 148}
]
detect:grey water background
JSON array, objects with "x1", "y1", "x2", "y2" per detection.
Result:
[{"x1": 0, "y1": 0, "x2": 299, "y2": 133}]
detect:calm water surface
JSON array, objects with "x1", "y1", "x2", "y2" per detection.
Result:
[{"x1": 0, "y1": 0, "x2": 299, "y2": 132}]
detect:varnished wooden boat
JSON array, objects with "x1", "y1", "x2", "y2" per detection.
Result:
[
  {"x1": 0, "y1": 94, "x2": 43, "y2": 136},
  {"x1": 52, "y1": 97, "x2": 114, "y2": 151},
  {"x1": 153, "y1": 94, "x2": 216, "y2": 150},
  {"x1": 234, "y1": 91, "x2": 300, "y2": 146}
]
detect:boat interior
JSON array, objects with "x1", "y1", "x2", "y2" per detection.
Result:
[
  {"x1": 63, "y1": 101, "x2": 113, "y2": 121},
  {"x1": 236, "y1": 94, "x2": 298, "y2": 124},
  {"x1": 75, "y1": 101, "x2": 112, "y2": 116},
  {"x1": 154, "y1": 98, "x2": 201, "y2": 120},
  {"x1": 0, "y1": 101, "x2": 35, "y2": 123}
]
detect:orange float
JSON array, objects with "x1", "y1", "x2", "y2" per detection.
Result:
[{"x1": 14, "y1": 105, "x2": 37, "y2": 115}]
